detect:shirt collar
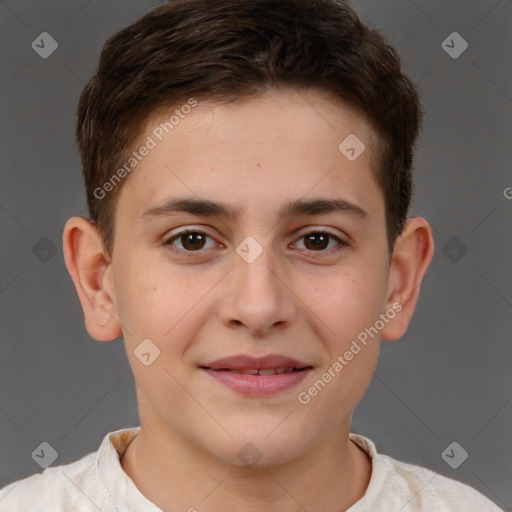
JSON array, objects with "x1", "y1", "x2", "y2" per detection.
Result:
[{"x1": 95, "y1": 426, "x2": 161, "y2": 511}]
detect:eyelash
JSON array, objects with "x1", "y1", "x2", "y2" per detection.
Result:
[{"x1": 162, "y1": 228, "x2": 348, "y2": 258}]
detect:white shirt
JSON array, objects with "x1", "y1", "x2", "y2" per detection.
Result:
[{"x1": 0, "y1": 427, "x2": 503, "y2": 511}]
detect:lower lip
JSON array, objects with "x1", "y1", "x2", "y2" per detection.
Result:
[{"x1": 202, "y1": 368, "x2": 312, "y2": 396}]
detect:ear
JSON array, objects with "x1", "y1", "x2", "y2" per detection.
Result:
[
  {"x1": 380, "y1": 217, "x2": 435, "y2": 341},
  {"x1": 62, "y1": 216, "x2": 122, "y2": 342}
]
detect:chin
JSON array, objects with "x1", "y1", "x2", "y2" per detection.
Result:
[{"x1": 216, "y1": 426, "x2": 311, "y2": 468}]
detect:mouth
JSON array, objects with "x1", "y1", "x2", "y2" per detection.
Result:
[
  {"x1": 199, "y1": 366, "x2": 312, "y2": 375},
  {"x1": 201, "y1": 353, "x2": 312, "y2": 372},
  {"x1": 199, "y1": 354, "x2": 314, "y2": 396}
]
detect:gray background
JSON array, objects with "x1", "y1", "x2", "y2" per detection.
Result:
[{"x1": 0, "y1": 0, "x2": 510, "y2": 509}]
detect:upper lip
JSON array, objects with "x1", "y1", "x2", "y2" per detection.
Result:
[{"x1": 201, "y1": 354, "x2": 312, "y2": 371}]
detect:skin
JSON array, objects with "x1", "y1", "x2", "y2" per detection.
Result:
[{"x1": 63, "y1": 87, "x2": 434, "y2": 512}]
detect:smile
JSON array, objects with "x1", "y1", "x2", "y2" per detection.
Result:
[
  {"x1": 200, "y1": 366, "x2": 313, "y2": 396},
  {"x1": 210, "y1": 367, "x2": 304, "y2": 375}
]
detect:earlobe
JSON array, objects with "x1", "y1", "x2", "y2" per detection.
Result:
[
  {"x1": 62, "y1": 216, "x2": 122, "y2": 342},
  {"x1": 380, "y1": 217, "x2": 435, "y2": 341}
]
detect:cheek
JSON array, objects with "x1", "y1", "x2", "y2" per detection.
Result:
[
  {"x1": 296, "y1": 270, "x2": 383, "y2": 418},
  {"x1": 116, "y1": 258, "x2": 215, "y2": 354},
  {"x1": 112, "y1": 255, "x2": 169, "y2": 338},
  {"x1": 303, "y1": 263, "x2": 387, "y2": 341}
]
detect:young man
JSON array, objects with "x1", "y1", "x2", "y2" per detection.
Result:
[{"x1": 0, "y1": 0, "x2": 503, "y2": 510}]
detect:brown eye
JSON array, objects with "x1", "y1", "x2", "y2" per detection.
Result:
[
  {"x1": 164, "y1": 230, "x2": 216, "y2": 254},
  {"x1": 180, "y1": 232, "x2": 207, "y2": 251},
  {"x1": 303, "y1": 233, "x2": 330, "y2": 251},
  {"x1": 294, "y1": 230, "x2": 347, "y2": 253}
]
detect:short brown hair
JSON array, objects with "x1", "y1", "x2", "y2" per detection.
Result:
[{"x1": 76, "y1": 0, "x2": 423, "y2": 257}]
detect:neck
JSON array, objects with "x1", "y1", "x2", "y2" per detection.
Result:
[{"x1": 120, "y1": 419, "x2": 372, "y2": 512}]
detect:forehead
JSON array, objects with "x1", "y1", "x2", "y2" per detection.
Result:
[
  {"x1": 116, "y1": 88, "x2": 383, "y2": 223},
  {"x1": 157, "y1": 88, "x2": 378, "y2": 156}
]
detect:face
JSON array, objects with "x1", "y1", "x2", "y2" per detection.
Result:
[{"x1": 106, "y1": 88, "x2": 391, "y2": 466}]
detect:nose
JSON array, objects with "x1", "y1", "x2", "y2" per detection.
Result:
[{"x1": 217, "y1": 242, "x2": 296, "y2": 337}]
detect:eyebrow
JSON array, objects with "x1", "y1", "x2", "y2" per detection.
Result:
[{"x1": 140, "y1": 196, "x2": 368, "y2": 221}]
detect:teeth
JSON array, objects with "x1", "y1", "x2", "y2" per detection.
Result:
[
  {"x1": 258, "y1": 369, "x2": 277, "y2": 376},
  {"x1": 225, "y1": 367, "x2": 297, "y2": 375}
]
